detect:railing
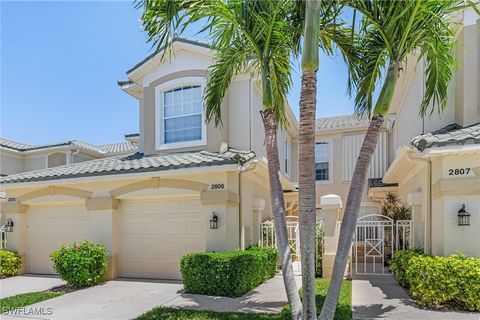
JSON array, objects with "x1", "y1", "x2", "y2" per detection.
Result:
[{"x1": 395, "y1": 220, "x2": 413, "y2": 251}]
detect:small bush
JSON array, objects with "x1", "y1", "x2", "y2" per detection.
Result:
[
  {"x1": 406, "y1": 254, "x2": 480, "y2": 311},
  {"x1": 50, "y1": 241, "x2": 107, "y2": 288},
  {"x1": 0, "y1": 250, "x2": 22, "y2": 278},
  {"x1": 180, "y1": 246, "x2": 278, "y2": 297},
  {"x1": 389, "y1": 248, "x2": 424, "y2": 287}
]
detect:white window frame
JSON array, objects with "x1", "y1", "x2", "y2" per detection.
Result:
[
  {"x1": 155, "y1": 77, "x2": 207, "y2": 150},
  {"x1": 315, "y1": 138, "x2": 333, "y2": 184}
]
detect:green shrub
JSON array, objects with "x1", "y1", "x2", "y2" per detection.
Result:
[
  {"x1": 180, "y1": 246, "x2": 278, "y2": 297},
  {"x1": 405, "y1": 254, "x2": 480, "y2": 311},
  {"x1": 0, "y1": 250, "x2": 22, "y2": 278},
  {"x1": 50, "y1": 241, "x2": 108, "y2": 288},
  {"x1": 389, "y1": 248, "x2": 424, "y2": 287}
]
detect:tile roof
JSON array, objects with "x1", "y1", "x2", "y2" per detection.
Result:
[
  {"x1": 368, "y1": 178, "x2": 398, "y2": 189},
  {"x1": 0, "y1": 149, "x2": 255, "y2": 185},
  {"x1": 0, "y1": 138, "x2": 138, "y2": 155},
  {"x1": 316, "y1": 114, "x2": 370, "y2": 131},
  {"x1": 411, "y1": 122, "x2": 480, "y2": 151}
]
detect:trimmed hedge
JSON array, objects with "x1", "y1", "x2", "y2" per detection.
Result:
[
  {"x1": 0, "y1": 250, "x2": 22, "y2": 278},
  {"x1": 389, "y1": 248, "x2": 424, "y2": 287},
  {"x1": 391, "y1": 250, "x2": 480, "y2": 311},
  {"x1": 180, "y1": 246, "x2": 278, "y2": 297},
  {"x1": 50, "y1": 241, "x2": 108, "y2": 288}
]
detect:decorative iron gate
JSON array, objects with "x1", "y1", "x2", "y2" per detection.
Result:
[
  {"x1": 353, "y1": 214, "x2": 414, "y2": 275},
  {"x1": 353, "y1": 214, "x2": 394, "y2": 275}
]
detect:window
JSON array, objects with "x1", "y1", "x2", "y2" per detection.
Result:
[
  {"x1": 285, "y1": 135, "x2": 291, "y2": 176},
  {"x1": 163, "y1": 85, "x2": 202, "y2": 144},
  {"x1": 155, "y1": 77, "x2": 207, "y2": 150},
  {"x1": 315, "y1": 142, "x2": 330, "y2": 181}
]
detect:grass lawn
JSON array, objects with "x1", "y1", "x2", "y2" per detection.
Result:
[
  {"x1": 136, "y1": 279, "x2": 351, "y2": 320},
  {"x1": 0, "y1": 291, "x2": 63, "y2": 312}
]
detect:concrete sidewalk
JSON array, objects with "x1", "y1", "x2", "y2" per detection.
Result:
[
  {"x1": 1, "y1": 273, "x2": 301, "y2": 320},
  {"x1": 352, "y1": 274, "x2": 480, "y2": 319},
  {"x1": 0, "y1": 275, "x2": 65, "y2": 299}
]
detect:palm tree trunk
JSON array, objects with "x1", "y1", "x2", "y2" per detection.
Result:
[
  {"x1": 299, "y1": 1, "x2": 322, "y2": 319},
  {"x1": 299, "y1": 71, "x2": 318, "y2": 320},
  {"x1": 261, "y1": 109, "x2": 302, "y2": 320},
  {"x1": 319, "y1": 65, "x2": 399, "y2": 320}
]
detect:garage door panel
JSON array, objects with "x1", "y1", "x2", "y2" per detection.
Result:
[
  {"x1": 28, "y1": 206, "x2": 89, "y2": 274},
  {"x1": 119, "y1": 199, "x2": 205, "y2": 280}
]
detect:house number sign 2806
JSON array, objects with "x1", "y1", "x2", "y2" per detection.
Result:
[{"x1": 448, "y1": 168, "x2": 471, "y2": 176}]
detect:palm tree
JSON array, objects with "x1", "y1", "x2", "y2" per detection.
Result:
[
  {"x1": 136, "y1": 1, "x2": 303, "y2": 318},
  {"x1": 298, "y1": 3, "x2": 356, "y2": 318},
  {"x1": 298, "y1": 1, "x2": 322, "y2": 318},
  {"x1": 319, "y1": 1, "x2": 467, "y2": 319}
]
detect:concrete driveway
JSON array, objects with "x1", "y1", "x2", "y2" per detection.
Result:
[
  {"x1": 1, "y1": 275, "x2": 65, "y2": 299},
  {"x1": 1, "y1": 274, "x2": 300, "y2": 320}
]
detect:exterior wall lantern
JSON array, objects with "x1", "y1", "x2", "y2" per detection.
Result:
[
  {"x1": 209, "y1": 212, "x2": 219, "y2": 229},
  {"x1": 4, "y1": 218, "x2": 14, "y2": 232},
  {"x1": 457, "y1": 204, "x2": 471, "y2": 226}
]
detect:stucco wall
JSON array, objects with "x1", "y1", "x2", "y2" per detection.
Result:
[
  {"x1": 455, "y1": 21, "x2": 480, "y2": 127},
  {"x1": 0, "y1": 152, "x2": 24, "y2": 175}
]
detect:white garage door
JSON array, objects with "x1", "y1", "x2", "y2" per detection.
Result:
[
  {"x1": 27, "y1": 204, "x2": 90, "y2": 274},
  {"x1": 119, "y1": 199, "x2": 206, "y2": 280}
]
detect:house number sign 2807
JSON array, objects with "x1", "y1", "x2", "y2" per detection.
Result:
[{"x1": 448, "y1": 168, "x2": 471, "y2": 176}]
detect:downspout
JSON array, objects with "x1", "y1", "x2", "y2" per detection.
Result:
[
  {"x1": 406, "y1": 151, "x2": 432, "y2": 254},
  {"x1": 238, "y1": 160, "x2": 257, "y2": 250},
  {"x1": 71, "y1": 148, "x2": 80, "y2": 164}
]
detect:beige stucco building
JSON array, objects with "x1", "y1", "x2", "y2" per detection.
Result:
[{"x1": 1, "y1": 8, "x2": 478, "y2": 280}]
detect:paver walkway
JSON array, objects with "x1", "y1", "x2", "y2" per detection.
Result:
[
  {"x1": 352, "y1": 274, "x2": 480, "y2": 319},
  {"x1": 0, "y1": 275, "x2": 65, "y2": 299},
  {"x1": 1, "y1": 273, "x2": 301, "y2": 320}
]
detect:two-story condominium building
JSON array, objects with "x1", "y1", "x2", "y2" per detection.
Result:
[
  {"x1": 1, "y1": 7, "x2": 478, "y2": 280},
  {"x1": 0, "y1": 38, "x2": 299, "y2": 279}
]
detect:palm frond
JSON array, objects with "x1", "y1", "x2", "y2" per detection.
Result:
[{"x1": 204, "y1": 38, "x2": 251, "y2": 127}]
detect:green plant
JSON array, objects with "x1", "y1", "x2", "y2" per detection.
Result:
[
  {"x1": 0, "y1": 250, "x2": 22, "y2": 278},
  {"x1": 50, "y1": 241, "x2": 107, "y2": 288},
  {"x1": 180, "y1": 247, "x2": 278, "y2": 297},
  {"x1": 389, "y1": 248, "x2": 424, "y2": 287},
  {"x1": 406, "y1": 254, "x2": 480, "y2": 311},
  {"x1": 0, "y1": 291, "x2": 63, "y2": 313}
]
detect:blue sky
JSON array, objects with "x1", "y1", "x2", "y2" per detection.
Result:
[{"x1": 1, "y1": 1, "x2": 354, "y2": 145}]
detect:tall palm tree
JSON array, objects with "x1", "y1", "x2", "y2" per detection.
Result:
[
  {"x1": 136, "y1": 1, "x2": 303, "y2": 318},
  {"x1": 319, "y1": 1, "x2": 467, "y2": 319},
  {"x1": 298, "y1": 3, "x2": 356, "y2": 318},
  {"x1": 298, "y1": 1, "x2": 322, "y2": 319}
]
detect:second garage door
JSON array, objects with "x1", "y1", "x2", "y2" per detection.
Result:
[{"x1": 119, "y1": 199, "x2": 206, "y2": 280}]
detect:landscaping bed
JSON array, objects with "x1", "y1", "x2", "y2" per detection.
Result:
[
  {"x1": 390, "y1": 249, "x2": 480, "y2": 311},
  {"x1": 135, "y1": 279, "x2": 352, "y2": 320}
]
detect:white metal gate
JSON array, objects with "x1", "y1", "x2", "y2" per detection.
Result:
[
  {"x1": 353, "y1": 214, "x2": 394, "y2": 275},
  {"x1": 353, "y1": 215, "x2": 414, "y2": 275}
]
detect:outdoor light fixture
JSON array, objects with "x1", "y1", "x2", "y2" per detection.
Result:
[
  {"x1": 457, "y1": 204, "x2": 471, "y2": 226},
  {"x1": 209, "y1": 212, "x2": 219, "y2": 229},
  {"x1": 4, "y1": 218, "x2": 14, "y2": 232}
]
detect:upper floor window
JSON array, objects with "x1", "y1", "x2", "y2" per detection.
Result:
[
  {"x1": 163, "y1": 85, "x2": 202, "y2": 144},
  {"x1": 155, "y1": 77, "x2": 207, "y2": 150},
  {"x1": 315, "y1": 142, "x2": 330, "y2": 181}
]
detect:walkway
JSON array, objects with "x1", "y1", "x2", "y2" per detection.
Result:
[
  {"x1": 0, "y1": 275, "x2": 65, "y2": 299},
  {"x1": 352, "y1": 274, "x2": 480, "y2": 319},
  {"x1": 1, "y1": 273, "x2": 301, "y2": 320}
]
